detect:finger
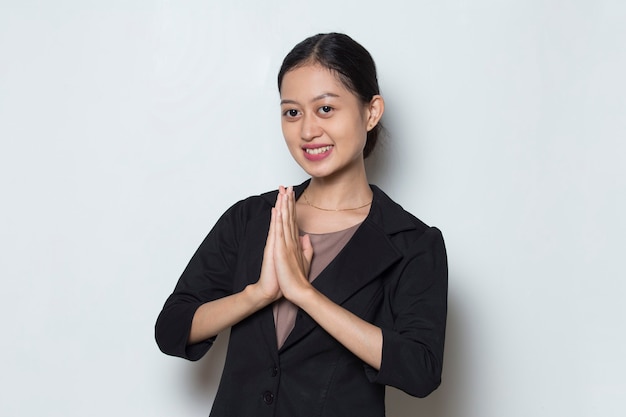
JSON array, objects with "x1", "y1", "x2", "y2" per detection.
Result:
[
  {"x1": 275, "y1": 188, "x2": 283, "y2": 214},
  {"x1": 271, "y1": 188, "x2": 282, "y2": 240},
  {"x1": 286, "y1": 186, "x2": 298, "y2": 241},
  {"x1": 274, "y1": 200, "x2": 285, "y2": 245},
  {"x1": 300, "y1": 234, "x2": 313, "y2": 262},
  {"x1": 279, "y1": 192, "x2": 292, "y2": 247},
  {"x1": 300, "y1": 234, "x2": 313, "y2": 277},
  {"x1": 264, "y1": 207, "x2": 276, "y2": 255},
  {"x1": 268, "y1": 207, "x2": 277, "y2": 241}
]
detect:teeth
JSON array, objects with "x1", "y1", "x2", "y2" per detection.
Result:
[{"x1": 305, "y1": 146, "x2": 332, "y2": 155}]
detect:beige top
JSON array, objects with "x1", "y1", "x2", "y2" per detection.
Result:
[{"x1": 272, "y1": 222, "x2": 362, "y2": 349}]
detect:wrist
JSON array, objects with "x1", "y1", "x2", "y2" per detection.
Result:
[
  {"x1": 245, "y1": 283, "x2": 278, "y2": 307},
  {"x1": 285, "y1": 282, "x2": 318, "y2": 307}
]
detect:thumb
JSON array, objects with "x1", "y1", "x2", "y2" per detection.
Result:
[{"x1": 300, "y1": 234, "x2": 313, "y2": 264}]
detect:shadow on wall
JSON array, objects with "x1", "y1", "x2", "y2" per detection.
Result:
[
  {"x1": 386, "y1": 288, "x2": 467, "y2": 417},
  {"x1": 365, "y1": 108, "x2": 470, "y2": 416}
]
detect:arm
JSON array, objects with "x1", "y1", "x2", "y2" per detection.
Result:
[
  {"x1": 272, "y1": 186, "x2": 383, "y2": 369},
  {"x1": 155, "y1": 196, "x2": 282, "y2": 360},
  {"x1": 291, "y1": 287, "x2": 384, "y2": 369},
  {"x1": 188, "y1": 198, "x2": 284, "y2": 343},
  {"x1": 187, "y1": 283, "x2": 274, "y2": 344},
  {"x1": 370, "y1": 227, "x2": 448, "y2": 397},
  {"x1": 273, "y1": 187, "x2": 447, "y2": 393}
]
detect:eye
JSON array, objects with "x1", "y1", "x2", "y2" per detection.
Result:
[
  {"x1": 283, "y1": 109, "x2": 300, "y2": 118},
  {"x1": 318, "y1": 105, "x2": 333, "y2": 115}
]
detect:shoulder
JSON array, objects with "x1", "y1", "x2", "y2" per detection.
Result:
[
  {"x1": 202, "y1": 190, "x2": 275, "y2": 243},
  {"x1": 368, "y1": 187, "x2": 447, "y2": 301},
  {"x1": 222, "y1": 188, "x2": 277, "y2": 220},
  {"x1": 369, "y1": 185, "x2": 445, "y2": 254},
  {"x1": 369, "y1": 185, "x2": 434, "y2": 235}
]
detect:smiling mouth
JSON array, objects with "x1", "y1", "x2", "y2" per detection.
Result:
[{"x1": 305, "y1": 145, "x2": 333, "y2": 155}]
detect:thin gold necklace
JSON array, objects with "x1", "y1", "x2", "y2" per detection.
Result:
[{"x1": 301, "y1": 191, "x2": 372, "y2": 212}]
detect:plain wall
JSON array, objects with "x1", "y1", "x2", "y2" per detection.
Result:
[{"x1": 1, "y1": 1, "x2": 624, "y2": 416}]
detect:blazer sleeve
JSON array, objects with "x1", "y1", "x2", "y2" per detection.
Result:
[
  {"x1": 154, "y1": 201, "x2": 245, "y2": 361},
  {"x1": 366, "y1": 226, "x2": 448, "y2": 397}
]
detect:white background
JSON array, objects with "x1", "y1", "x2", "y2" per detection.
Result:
[{"x1": 1, "y1": 1, "x2": 624, "y2": 416}]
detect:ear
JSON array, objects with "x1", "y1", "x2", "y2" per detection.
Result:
[{"x1": 365, "y1": 95, "x2": 385, "y2": 131}]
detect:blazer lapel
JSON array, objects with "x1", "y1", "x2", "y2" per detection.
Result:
[
  {"x1": 311, "y1": 220, "x2": 402, "y2": 305},
  {"x1": 253, "y1": 181, "x2": 417, "y2": 353},
  {"x1": 279, "y1": 215, "x2": 403, "y2": 351}
]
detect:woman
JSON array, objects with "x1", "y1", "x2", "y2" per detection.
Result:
[{"x1": 155, "y1": 33, "x2": 447, "y2": 416}]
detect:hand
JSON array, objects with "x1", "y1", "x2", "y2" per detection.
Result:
[
  {"x1": 273, "y1": 186, "x2": 314, "y2": 302},
  {"x1": 254, "y1": 193, "x2": 283, "y2": 303}
]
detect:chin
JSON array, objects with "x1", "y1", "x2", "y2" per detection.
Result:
[
  {"x1": 303, "y1": 166, "x2": 347, "y2": 182},
  {"x1": 301, "y1": 168, "x2": 328, "y2": 179},
  {"x1": 299, "y1": 166, "x2": 330, "y2": 180}
]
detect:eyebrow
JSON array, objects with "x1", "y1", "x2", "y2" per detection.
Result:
[{"x1": 280, "y1": 93, "x2": 340, "y2": 105}]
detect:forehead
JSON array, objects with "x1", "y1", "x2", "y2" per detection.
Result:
[{"x1": 280, "y1": 64, "x2": 352, "y2": 100}]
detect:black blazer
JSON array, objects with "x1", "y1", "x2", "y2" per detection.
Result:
[{"x1": 155, "y1": 181, "x2": 448, "y2": 417}]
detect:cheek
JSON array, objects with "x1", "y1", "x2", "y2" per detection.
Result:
[
  {"x1": 281, "y1": 123, "x2": 300, "y2": 147},
  {"x1": 342, "y1": 118, "x2": 368, "y2": 145}
]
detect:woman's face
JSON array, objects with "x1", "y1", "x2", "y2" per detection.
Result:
[{"x1": 279, "y1": 64, "x2": 376, "y2": 181}]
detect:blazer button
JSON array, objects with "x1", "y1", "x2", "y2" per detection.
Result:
[
  {"x1": 271, "y1": 366, "x2": 278, "y2": 377},
  {"x1": 263, "y1": 391, "x2": 274, "y2": 405}
]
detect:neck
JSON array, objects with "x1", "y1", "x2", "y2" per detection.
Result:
[{"x1": 304, "y1": 169, "x2": 372, "y2": 210}]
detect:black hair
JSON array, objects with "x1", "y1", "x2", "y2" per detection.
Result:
[{"x1": 278, "y1": 33, "x2": 383, "y2": 158}]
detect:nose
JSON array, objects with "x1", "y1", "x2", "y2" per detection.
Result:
[{"x1": 300, "y1": 112, "x2": 322, "y2": 141}]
